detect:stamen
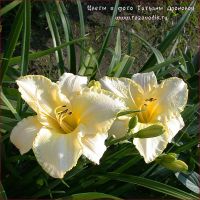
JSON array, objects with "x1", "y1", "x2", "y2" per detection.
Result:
[
  {"x1": 138, "y1": 97, "x2": 158, "y2": 123},
  {"x1": 54, "y1": 105, "x2": 74, "y2": 133}
]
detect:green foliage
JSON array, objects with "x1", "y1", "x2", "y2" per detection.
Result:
[
  {"x1": 1, "y1": 0, "x2": 199, "y2": 199},
  {"x1": 64, "y1": 192, "x2": 122, "y2": 200},
  {"x1": 0, "y1": 0, "x2": 22, "y2": 17},
  {"x1": 105, "y1": 172, "x2": 199, "y2": 200},
  {"x1": 141, "y1": 0, "x2": 197, "y2": 70},
  {"x1": 0, "y1": 3, "x2": 23, "y2": 84}
]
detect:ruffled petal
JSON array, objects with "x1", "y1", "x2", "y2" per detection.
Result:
[
  {"x1": 10, "y1": 116, "x2": 42, "y2": 154},
  {"x1": 17, "y1": 75, "x2": 69, "y2": 118},
  {"x1": 32, "y1": 127, "x2": 83, "y2": 178},
  {"x1": 100, "y1": 76, "x2": 143, "y2": 108},
  {"x1": 131, "y1": 72, "x2": 158, "y2": 93},
  {"x1": 165, "y1": 114, "x2": 184, "y2": 143},
  {"x1": 58, "y1": 73, "x2": 88, "y2": 99},
  {"x1": 152, "y1": 77, "x2": 188, "y2": 117},
  {"x1": 71, "y1": 87, "x2": 126, "y2": 134},
  {"x1": 133, "y1": 123, "x2": 168, "y2": 163},
  {"x1": 81, "y1": 133, "x2": 108, "y2": 164}
]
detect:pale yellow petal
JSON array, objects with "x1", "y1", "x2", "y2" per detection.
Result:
[
  {"x1": 108, "y1": 117, "x2": 130, "y2": 139},
  {"x1": 10, "y1": 116, "x2": 42, "y2": 154},
  {"x1": 32, "y1": 127, "x2": 83, "y2": 178},
  {"x1": 131, "y1": 72, "x2": 158, "y2": 93},
  {"x1": 165, "y1": 114, "x2": 184, "y2": 143},
  {"x1": 100, "y1": 76, "x2": 143, "y2": 108},
  {"x1": 81, "y1": 132, "x2": 108, "y2": 164},
  {"x1": 17, "y1": 75, "x2": 69, "y2": 118},
  {"x1": 36, "y1": 111, "x2": 60, "y2": 130},
  {"x1": 58, "y1": 73, "x2": 88, "y2": 99},
  {"x1": 152, "y1": 77, "x2": 188, "y2": 117},
  {"x1": 133, "y1": 123, "x2": 168, "y2": 163},
  {"x1": 71, "y1": 87, "x2": 126, "y2": 134}
]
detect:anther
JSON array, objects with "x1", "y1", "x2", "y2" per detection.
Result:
[
  {"x1": 145, "y1": 98, "x2": 157, "y2": 102},
  {"x1": 58, "y1": 109, "x2": 68, "y2": 115}
]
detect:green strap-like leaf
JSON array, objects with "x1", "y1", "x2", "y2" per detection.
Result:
[
  {"x1": 0, "y1": 182, "x2": 7, "y2": 200},
  {"x1": 17, "y1": 0, "x2": 31, "y2": 114},
  {"x1": 20, "y1": 0, "x2": 31, "y2": 76},
  {"x1": 107, "y1": 29, "x2": 122, "y2": 74},
  {"x1": 62, "y1": 192, "x2": 122, "y2": 200},
  {"x1": 112, "y1": 55, "x2": 135, "y2": 77},
  {"x1": 55, "y1": 1, "x2": 76, "y2": 73},
  {"x1": 0, "y1": 4, "x2": 23, "y2": 84},
  {"x1": 141, "y1": 56, "x2": 182, "y2": 73},
  {"x1": 141, "y1": 0, "x2": 196, "y2": 70},
  {"x1": 0, "y1": 0, "x2": 22, "y2": 17},
  {"x1": 105, "y1": 172, "x2": 199, "y2": 200},
  {"x1": 175, "y1": 172, "x2": 200, "y2": 194},
  {"x1": 91, "y1": 0, "x2": 119, "y2": 79},
  {"x1": 7, "y1": 37, "x2": 87, "y2": 67},
  {"x1": 0, "y1": 90, "x2": 20, "y2": 121},
  {"x1": 128, "y1": 30, "x2": 165, "y2": 64},
  {"x1": 43, "y1": 2, "x2": 64, "y2": 75},
  {"x1": 77, "y1": 0, "x2": 86, "y2": 69}
]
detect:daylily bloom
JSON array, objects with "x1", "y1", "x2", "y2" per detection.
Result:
[
  {"x1": 10, "y1": 73, "x2": 125, "y2": 178},
  {"x1": 100, "y1": 72, "x2": 188, "y2": 163}
]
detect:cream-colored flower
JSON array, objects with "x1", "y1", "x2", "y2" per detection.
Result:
[
  {"x1": 10, "y1": 73, "x2": 126, "y2": 178},
  {"x1": 100, "y1": 72, "x2": 188, "y2": 163}
]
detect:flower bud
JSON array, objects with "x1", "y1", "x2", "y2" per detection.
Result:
[
  {"x1": 157, "y1": 153, "x2": 177, "y2": 162},
  {"x1": 157, "y1": 153, "x2": 188, "y2": 172},
  {"x1": 88, "y1": 80, "x2": 101, "y2": 89},
  {"x1": 128, "y1": 116, "x2": 138, "y2": 132},
  {"x1": 133, "y1": 124, "x2": 164, "y2": 138},
  {"x1": 160, "y1": 160, "x2": 188, "y2": 172}
]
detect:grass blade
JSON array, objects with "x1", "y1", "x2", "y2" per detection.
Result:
[
  {"x1": 0, "y1": 4, "x2": 23, "y2": 84},
  {"x1": 43, "y1": 2, "x2": 64, "y2": 75},
  {"x1": 20, "y1": 0, "x2": 31, "y2": 76},
  {"x1": 0, "y1": 0, "x2": 22, "y2": 17},
  {"x1": 55, "y1": 0, "x2": 76, "y2": 73},
  {"x1": 83, "y1": 47, "x2": 98, "y2": 77},
  {"x1": 141, "y1": 56, "x2": 182, "y2": 73},
  {"x1": 141, "y1": 0, "x2": 196, "y2": 70},
  {"x1": 105, "y1": 172, "x2": 199, "y2": 200},
  {"x1": 98, "y1": 0, "x2": 119, "y2": 64},
  {"x1": 17, "y1": 0, "x2": 31, "y2": 114},
  {"x1": 8, "y1": 37, "x2": 87, "y2": 66},
  {"x1": 107, "y1": 29, "x2": 121, "y2": 75},
  {"x1": 77, "y1": 0, "x2": 86, "y2": 69},
  {"x1": 126, "y1": 29, "x2": 164, "y2": 64},
  {"x1": 0, "y1": 182, "x2": 7, "y2": 200},
  {"x1": 112, "y1": 55, "x2": 135, "y2": 77},
  {"x1": 63, "y1": 192, "x2": 122, "y2": 200},
  {"x1": 173, "y1": 139, "x2": 199, "y2": 154},
  {"x1": 91, "y1": 0, "x2": 119, "y2": 78},
  {"x1": 0, "y1": 90, "x2": 20, "y2": 121},
  {"x1": 175, "y1": 172, "x2": 200, "y2": 194}
]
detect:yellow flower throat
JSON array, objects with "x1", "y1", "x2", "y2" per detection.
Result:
[
  {"x1": 137, "y1": 97, "x2": 158, "y2": 123},
  {"x1": 55, "y1": 105, "x2": 76, "y2": 133}
]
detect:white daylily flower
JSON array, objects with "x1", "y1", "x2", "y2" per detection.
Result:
[
  {"x1": 10, "y1": 73, "x2": 126, "y2": 178},
  {"x1": 100, "y1": 72, "x2": 188, "y2": 163}
]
